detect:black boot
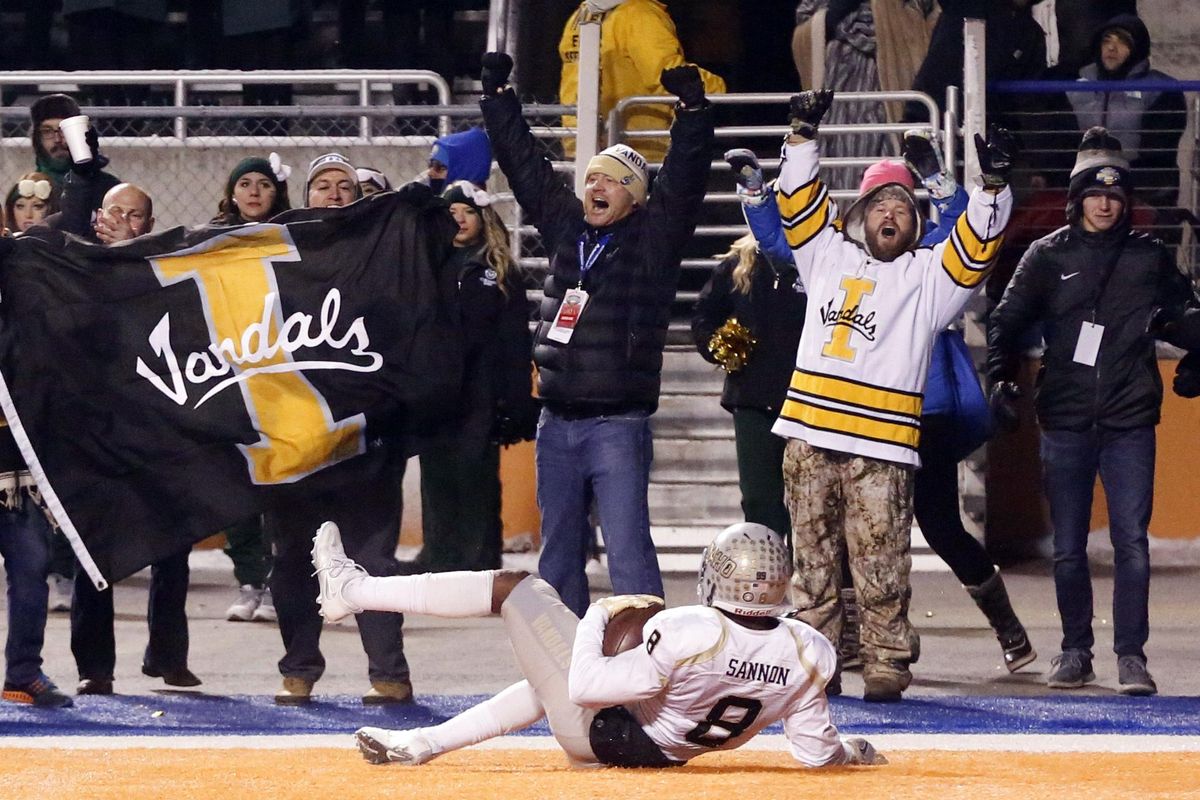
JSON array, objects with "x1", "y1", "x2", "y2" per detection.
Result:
[{"x1": 966, "y1": 569, "x2": 1036, "y2": 672}]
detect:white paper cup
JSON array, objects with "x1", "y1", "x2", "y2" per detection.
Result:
[{"x1": 59, "y1": 114, "x2": 92, "y2": 164}]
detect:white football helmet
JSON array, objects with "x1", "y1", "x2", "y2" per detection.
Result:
[{"x1": 697, "y1": 522, "x2": 791, "y2": 617}]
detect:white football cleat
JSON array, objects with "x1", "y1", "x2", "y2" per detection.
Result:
[
  {"x1": 355, "y1": 726, "x2": 439, "y2": 766},
  {"x1": 311, "y1": 521, "x2": 367, "y2": 623}
]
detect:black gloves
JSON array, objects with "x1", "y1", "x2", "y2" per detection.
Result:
[
  {"x1": 70, "y1": 126, "x2": 110, "y2": 178},
  {"x1": 902, "y1": 130, "x2": 941, "y2": 181},
  {"x1": 491, "y1": 398, "x2": 540, "y2": 446},
  {"x1": 989, "y1": 381, "x2": 1022, "y2": 434},
  {"x1": 481, "y1": 51, "x2": 514, "y2": 97},
  {"x1": 975, "y1": 124, "x2": 1020, "y2": 190},
  {"x1": 1174, "y1": 352, "x2": 1200, "y2": 399},
  {"x1": 660, "y1": 65, "x2": 705, "y2": 109},
  {"x1": 724, "y1": 148, "x2": 764, "y2": 195},
  {"x1": 788, "y1": 89, "x2": 834, "y2": 139},
  {"x1": 1148, "y1": 305, "x2": 1200, "y2": 351}
]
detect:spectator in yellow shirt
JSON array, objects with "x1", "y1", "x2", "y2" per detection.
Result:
[{"x1": 559, "y1": 0, "x2": 725, "y2": 162}]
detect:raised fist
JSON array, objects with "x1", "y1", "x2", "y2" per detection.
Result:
[
  {"x1": 902, "y1": 129, "x2": 956, "y2": 200},
  {"x1": 480, "y1": 51, "x2": 514, "y2": 97},
  {"x1": 989, "y1": 381, "x2": 1022, "y2": 434},
  {"x1": 788, "y1": 89, "x2": 834, "y2": 139},
  {"x1": 975, "y1": 124, "x2": 1021, "y2": 189},
  {"x1": 724, "y1": 148, "x2": 764, "y2": 197},
  {"x1": 660, "y1": 64, "x2": 705, "y2": 109}
]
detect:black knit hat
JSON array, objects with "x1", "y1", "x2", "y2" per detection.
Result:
[
  {"x1": 30, "y1": 93, "x2": 80, "y2": 126},
  {"x1": 442, "y1": 180, "x2": 492, "y2": 212},
  {"x1": 1067, "y1": 126, "x2": 1132, "y2": 220}
]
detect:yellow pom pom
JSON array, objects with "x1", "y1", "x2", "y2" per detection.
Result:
[{"x1": 707, "y1": 317, "x2": 757, "y2": 373}]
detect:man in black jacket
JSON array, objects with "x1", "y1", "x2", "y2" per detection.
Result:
[
  {"x1": 478, "y1": 52, "x2": 714, "y2": 616},
  {"x1": 987, "y1": 127, "x2": 1198, "y2": 697}
]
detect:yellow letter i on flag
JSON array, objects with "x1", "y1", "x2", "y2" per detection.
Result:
[{"x1": 149, "y1": 226, "x2": 367, "y2": 485}]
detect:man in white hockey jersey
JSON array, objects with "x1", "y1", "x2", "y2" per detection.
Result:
[
  {"x1": 772, "y1": 90, "x2": 1016, "y2": 703},
  {"x1": 311, "y1": 520, "x2": 886, "y2": 769}
]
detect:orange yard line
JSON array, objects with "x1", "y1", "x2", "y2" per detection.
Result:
[{"x1": 1, "y1": 748, "x2": 1197, "y2": 800}]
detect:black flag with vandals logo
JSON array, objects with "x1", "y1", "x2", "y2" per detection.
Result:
[{"x1": 0, "y1": 189, "x2": 462, "y2": 589}]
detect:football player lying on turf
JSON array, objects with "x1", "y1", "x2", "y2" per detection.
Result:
[{"x1": 311, "y1": 520, "x2": 886, "y2": 768}]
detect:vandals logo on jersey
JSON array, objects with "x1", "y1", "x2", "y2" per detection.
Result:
[{"x1": 819, "y1": 273, "x2": 878, "y2": 362}]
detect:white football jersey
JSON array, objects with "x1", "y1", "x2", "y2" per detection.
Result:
[
  {"x1": 770, "y1": 139, "x2": 1013, "y2": 467},
  {"x1": 569, "y1": 604, "x2": 845, "y2": 767}
]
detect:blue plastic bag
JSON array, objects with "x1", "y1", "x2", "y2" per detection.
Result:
[{"x1": 931, "y1": 329, "x2": 992, "y2": 461}]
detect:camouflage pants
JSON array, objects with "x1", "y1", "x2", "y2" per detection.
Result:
[{"x1": 782, "y1": 439, "x2": 917, "y2": 675}]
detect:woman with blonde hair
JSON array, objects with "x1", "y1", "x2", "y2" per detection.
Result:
[
  {"x1": 4, "y1": 172, "x2": 60, "y2": 234},
  {"x1": 411, "y1": 180, "x2": 538, "y2": 572},
  {"x1": 691, "y1": 232, "x2": 807, "y2": 548}
]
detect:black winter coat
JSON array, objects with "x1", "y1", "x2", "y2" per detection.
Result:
[
  {"x1": 987, "y1": 222, "x2": 1197, "y2": 431},
  {"x1": 37, "y1": 168, "x2": 121, "y2": 242},
  {"x1": 451, "y1": 245, "x2": 538, "y2": 453},
  {"x1": 480, "y1": 88, "x2": 714, "y2": 414},
  {"x1": 690, "y1": 250, "x2": 806, "y2": 414}
]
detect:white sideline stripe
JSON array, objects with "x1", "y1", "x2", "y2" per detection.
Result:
[{"x1": 3, "y1": 733, "x2": 1200, "y2": 753}]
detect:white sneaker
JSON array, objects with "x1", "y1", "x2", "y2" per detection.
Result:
[
  {"x1": 355, "y1": 726, "x2": 438, "y2": 766},
  {"x1": 311, "y1": 521, "x2": 366, "y2": 623},
  {"x1": 252, "y1": 588, "x2": 277, "y2": 622},
  {"x1": 226, "y1": 585, "x2": 262, "y2": 622},
  {"x1": 47, "y1": 573, "x2": 73, "y2": 613}
]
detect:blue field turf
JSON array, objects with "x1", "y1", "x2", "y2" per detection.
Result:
[{"x1": 3, "y1": 694, "x2": 1199, "y2": 738}]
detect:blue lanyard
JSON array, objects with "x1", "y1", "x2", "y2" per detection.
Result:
[{"x1": 576, "y1": 232, "x2": 612, "y2": 287}]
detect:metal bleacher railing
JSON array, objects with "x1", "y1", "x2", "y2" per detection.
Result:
[
  {"x1": 0, "y1": 75, "x2": 947, "y2": 294},
  {"x1": 988, "y1": 79, "x2": 1199, "y2": 278},
  {"x1": 0, "y1": 70, "x2": 564, "y2": 239},
  {"x1": 9, "y1": 73, "x2": 1190, "y2": 297},
  {"x1": 602, "y1": 91, "x2": 945, "y2": 308}
]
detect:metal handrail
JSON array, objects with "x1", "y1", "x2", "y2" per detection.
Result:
[
  {"x1": 0, "y1": 70, "x2": 455, "y2": 137},
  {"x1": 486, "y1": 0, "x2": 515, "y2": 54},
  {"x1": 607, "y1": 90, "x2": 942, "y2": 151},
  {"x1": 0, "y1": 103, "x2": 578, "y2": 149},
  {"x1": 517, "y1": 89, "x2": 947, "y2": 276}
]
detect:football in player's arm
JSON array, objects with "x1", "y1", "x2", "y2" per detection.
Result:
[{"x1": 310, "y1": 520, "x2": 886, "y2": 768}]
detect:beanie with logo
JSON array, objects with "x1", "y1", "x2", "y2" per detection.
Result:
[
  {"x1": 1067, "y1": 126, "x2": 1132, "y2": 222},
  {"x1": 584, "y1": 144, "x2": 649, "y2": 205}
]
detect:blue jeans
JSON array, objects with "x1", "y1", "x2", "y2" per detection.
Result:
[
  {"x1": 0, "y1": 501, "x2": 51, "y2": 686},
  {"x1": 535, "y1": 408, "x2": 663, "y2": 616},
  {"x1": 1041, "y1": 426, "x2": 1154, "y2": 659}
]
